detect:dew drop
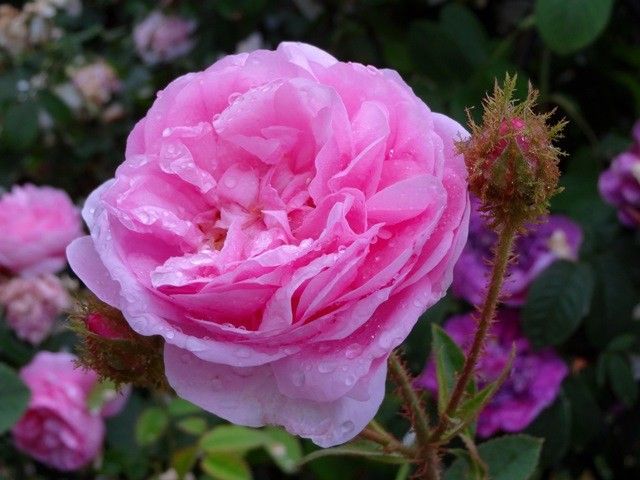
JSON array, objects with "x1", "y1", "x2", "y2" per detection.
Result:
[
  {"x1": 340, "y1": 420, "x2": 355, "y2": 434},
  {"x1": 344, "y1": 374, "x2": 356, "y2": 386},
  {"x1": 235, "y1": 347, "x2": 251, "y2": 358},
  {"x1": 224, "y1": 176, "x2": 238, "y2": 188},
  {"x1": 292, "y1": 371, "x2": 305, "y2": 387},
  {"x1": 165, "y1": 331, "x2": 175, "y2": 339},
  {"x1": 162, "y1": 127, "x2": 172, "y2": 137},
  {"x1": 317, "y1": 362, "x2": 336, "y2": 373},
  {"x1": 345, "y1": 343, "x2": 362, "y2": 359},
  {"x1": 228, "y1": 92, "x2": 242, "y2": 104}
]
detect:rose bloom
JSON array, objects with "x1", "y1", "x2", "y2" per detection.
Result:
[
  {"x1": 12, "y1": 352, "x2": 128, "y2": 471},
  {"x1": 452, "y1": 196, "x2": 582, "y2": 306},
  {"x1": 70, "y1": 60, "x2": 121, "y2": 107},
  {"x1": 599, "y1": 121, "x2": 640, "y2": 228},
  {"x1": 0, "y1": 184, "x2": 82, "y2": 276},
  {"x1": 67, "y1": 42, "x2": 470, "y2": 446},
  {"x1": 417, "y1": 310, "x2": 568, "y2": 437},
  {"x1": 134, "y1": 11, "x2": 196, "y2": 65},
  {"x1": 0, "y1": 274, "x2": 70, "y2": 344}
]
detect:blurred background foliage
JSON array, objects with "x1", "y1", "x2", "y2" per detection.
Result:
[{"x1": 1, "y1": 0, "x2": 640, "y2": 479}]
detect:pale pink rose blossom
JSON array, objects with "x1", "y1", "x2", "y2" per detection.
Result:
[
  {"x1": 11, "y1": 352, "x2": 128, "y2": 471},
  {"x1": 0, "y1": 274, "x2": 70, "y2": 344},
  {"x1": 0, "y1": 184, "x2": 82, "y2": 276},
  {"x1": 134, "y1": 11, "x2": 195, "y2": 64},
  {"x1": 70, "y1": 60, "x2": 121, "y2": 107},
  {"x1": 68, "y1": 42, "x2": 470, "y2": 447}
]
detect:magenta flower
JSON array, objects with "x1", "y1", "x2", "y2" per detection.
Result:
[
  {"x1": 417, "y1": 310, "x2": 568, "y2": 437},
  {"x1": 0, "y1": 184, "x2": 82, "y2": 276},
  {"x1": 0, "y1": 274, "x2": 70, "y2": 344},
  {"x1": 133, "y1": 11, "x2": 196, "y2": 65},
  {"x1": 67, "y1": 42, "x2": 470, "y2": 447},
  {"x1": 599, "y1": 121, "x2": 640, "y2": 228},
  {"x1": 12, "y1": 352, "x2": 128, "y2": 471},
  {"x1": 452, "y1": 196, "x2": 582, "y2": 306}
]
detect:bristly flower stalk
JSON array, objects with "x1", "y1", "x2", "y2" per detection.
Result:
[{"x1": 429, "y1": 74, "x2": 566, "y2": 450}]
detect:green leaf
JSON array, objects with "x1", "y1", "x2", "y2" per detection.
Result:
[
  {"x1": 135, "y1": 407, "x2": 169, "y2": 446},
  {"x1": 298, "y1": 442, "x2": 410, "y2": 466},
  {"x1": 87, "y1": 379, "x2": 117, "y2": 413},
  {"x1": 177, "y1": 416, "x2": 207, "y2": 436},
  {"x1": 167, "y1": 398, "x2": 201, "y2": 417},
  {"x1": 0, "y1": 362, "x2": 30, "y2": 434},
  {"x1": 444, "y1": 434, "x2": 543, "y2": 480},
  {"x1": 201, "y1": 453, "x2": 252, "y2": 480},
  {"x1": 525, "y1": 394, "x2": 571, "y2": 467},
  {"x1": 431, "y1": 323, "x2": 467, "y2": 413},
  {"x1": 171, "y1": 446, "x2": 199, "y2": 478},
  {"x1": 445, "y1": 346, "x2": 515, "y2": 440},
  {"x1": 534, "y1": 0, "x2": 614, "y2": 54},
  {"x1": 1, "y1": 101, "x2": 39, "y2": 151},
  {"x1": 606, "y1": 354, "x2": 639, "y2": 406},
  {"x1": 200, "y1": 426, "x2": 267, "y2": 453},
  {"x1": 439, "y1": 4, "x2": 489, "y2": 66},
  {"x1": 563, "y1": 376, "x2": 602, "y2": 448},
  {"x1": 262, "y1": 427, "x2": 303, "y2": 474},
  {"x1": 522, "y1": 261, "x2": 595, "y2": 347}
]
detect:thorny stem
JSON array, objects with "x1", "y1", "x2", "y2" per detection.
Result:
[
  {"x1": 359, "y1": 425, "x2": 417, "y2": 459},
  {"x1": 430, "y1": 220, "x2": 518, "y2": 443},
  {"x1": 388, "y1": 352, "x2": 440, "y2": 479}
]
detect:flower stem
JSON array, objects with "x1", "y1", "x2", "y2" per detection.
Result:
[
  {"x1": 359, "y1": 425, "x2": 416, "y2": 459},
  {"x1": 388, "y1": 352, "x2": 440, "y2": 479},
  {"x1": 430, "y1": 220, "x2": 518, "y2": 443}
]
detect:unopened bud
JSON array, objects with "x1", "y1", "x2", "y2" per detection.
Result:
[
  {"x1": 457, "y1": 74, "x2": 566, "y2": 229},
  {"x1": 70, "y1": 293, "x2": 169, "y2": 391}
]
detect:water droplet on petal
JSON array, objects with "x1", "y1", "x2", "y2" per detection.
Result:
[
  {"x1": 235, "y1": 347, "x2": 251, "y2": 358},
  {"x1": 345, "y1": 343, "x2": 362, "y2": 359},
  {"x1": 228, "y1": 92, "x2": 242, "y2": 104},
  {"x1": 318, "y1": 362, "x2": 336, "y2": 373},
  {"x1": 340, "y1": 420, "x2": 355, "y2": 434},
  {"x1": 292, "y1": 371, "x2": 305, "y2": 387},
  {"x1": 344, "y1": 374, "x2": 356, "y2": 386},
  {"x1": 224, "y1": 176, "x2": 238, "y2": 188},
  {"x1": 162, "y1": 127, "x2": 172, "y2": 137}
]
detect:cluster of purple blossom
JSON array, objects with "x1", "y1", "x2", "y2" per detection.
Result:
[
  {"x1": 417, "y1": 196, "x2": 582, "y2": 437},
  {"x1": 599, "y1": 121, "x2": 640, "y2": 228}
]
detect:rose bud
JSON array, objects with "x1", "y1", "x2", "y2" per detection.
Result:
[
  {"x1": 457, "y1": 74, "x2": 566, "y2": 228},
  {"x1": 70, "y1": 294, "x2": 168, "y2": 391}
]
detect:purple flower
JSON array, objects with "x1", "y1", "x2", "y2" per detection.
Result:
[
  {"x1": 599, "y1": 121, "x2": 640, "y2": 228},
  {"x1": 452, "y1": 196, "x2": 583, "y2": 306},
  {"x1": 417, "y1": 310, "x2": 568, "y2": 437}
]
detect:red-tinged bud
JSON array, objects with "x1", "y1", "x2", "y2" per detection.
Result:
[
  {"x1": 70, "y1": 292, "x2": 169, "y2": 391},
  {"x1": 457, "y1": 74, "x2": 566, "y2": 229}
]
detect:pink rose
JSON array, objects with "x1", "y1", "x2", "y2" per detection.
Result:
[
  {"x1": 133, "y1": 11, "x2": 196, "y2": 65},
  {"x1": 12, "y1": 352, "x2": 104, "y2": 471},
  {"x1": 70, "y1": 60, "x2": 121, "y2": 107},
  {"x1": 0, "y1": 184, "x2": 82, "y2": 276},
  {"x1": 67, "y1": 43, "x2": 469, "y2": 446},
  {"x1": 0, "y1": 274, "x2": 70, "y2": 344}
]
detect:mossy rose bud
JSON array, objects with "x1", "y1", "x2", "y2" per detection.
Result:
[{"x1": 457, "y1": 75, "x2": 566, "y2": 228}]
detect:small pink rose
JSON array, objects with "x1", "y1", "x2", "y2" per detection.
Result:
[
  {"x1": 12, "y1": 352, "x2": 105, "y2": 472},
  {"x1": 0, "y1": 184, "x2": 82, "y2": 276},
  {"x1": 134, "y1": 11, "x2": 195, "y2": 65},
  {"x1": 0, "y1": 274, "x2": 70, "y2": 344}
]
